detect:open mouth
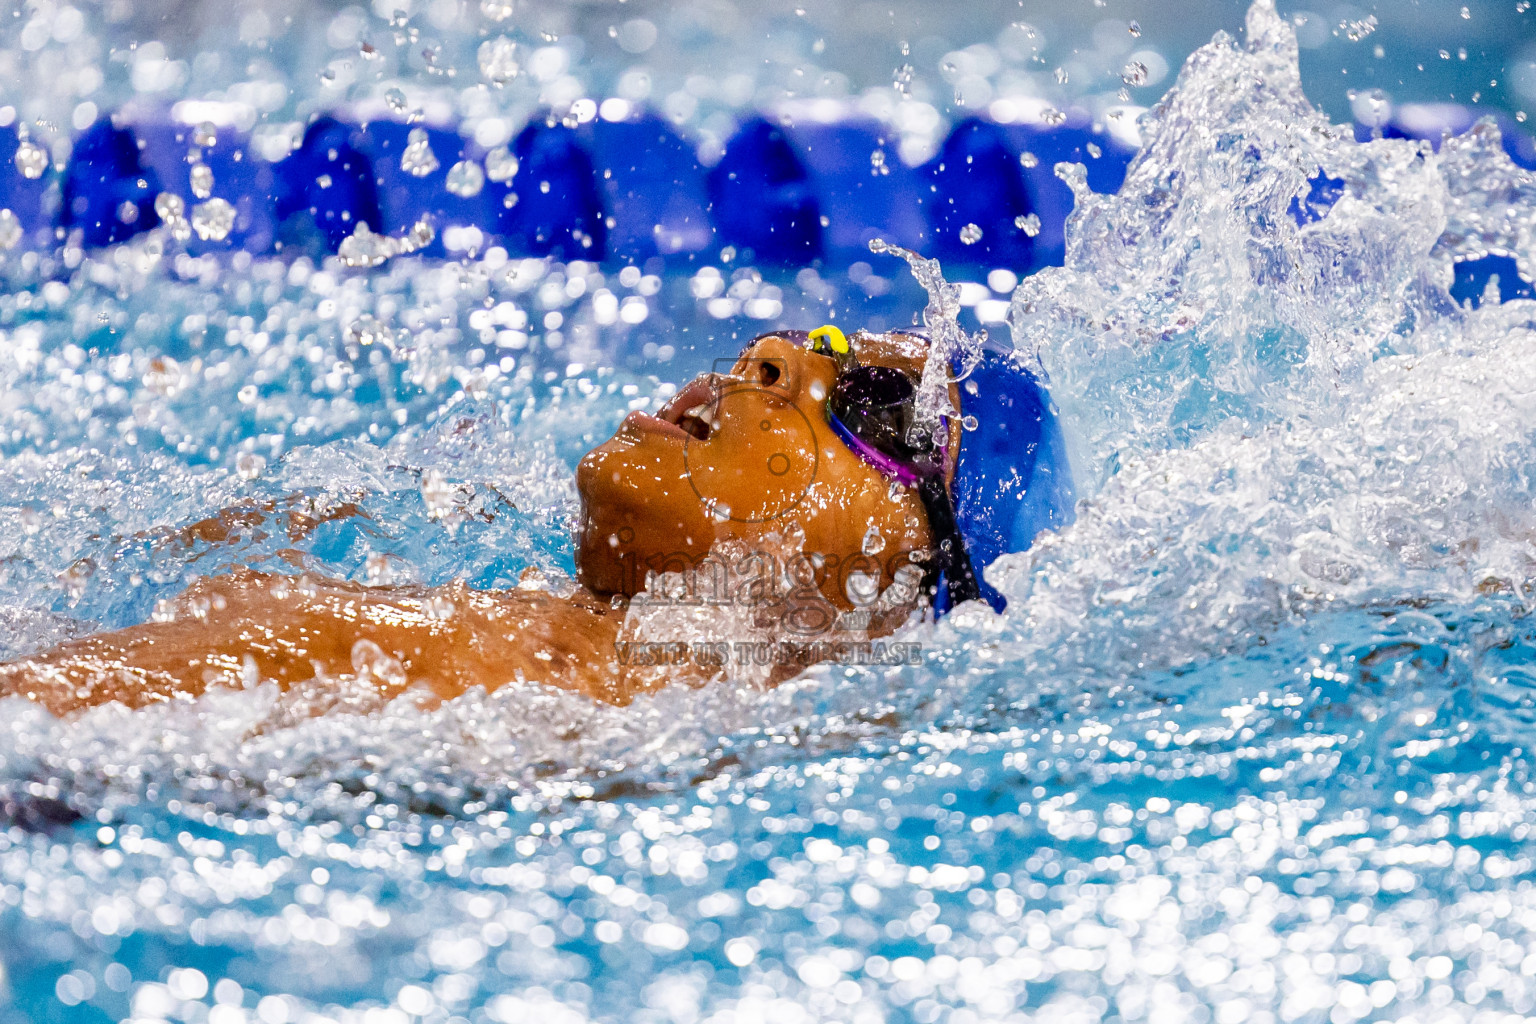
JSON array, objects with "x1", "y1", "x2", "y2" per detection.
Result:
[{"x1": 656, "y1": 375, "x2": 721, "y2": 441}]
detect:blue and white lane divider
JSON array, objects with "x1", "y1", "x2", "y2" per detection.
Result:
[
  {"x1": 0, "y1": 102, "x2": 1532, "y2": 300},
  {"x1": 0, "y1": 107, "x2": 1129, "y2": 270}
]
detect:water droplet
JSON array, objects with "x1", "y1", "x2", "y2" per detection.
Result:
[
  {"x1": 364, "y1": 553, "x2": 397, "y2": 586},
  {"x1": 959, "y1": 223, "x2": 983, "y2": 245},
  {"x1": 1128, "y1": 20, "x2": 1141, "y2": 37},
  {"x1": 1460, "y1": 5, "x2": 1470, "y2": 17},
  {"x1": 845, "y1": 570, "x2": 880, "y2": 606},
  {"x1": 1041, "y1": 108, "x2": 1067, "y2": 126},
  {"x1": 351, "y1": 639, "x2": 407, "y2": 689},
  {"x1": 400, "y1": 128, "x2": 439, "y2": 177},
  {"x1": 155, "y1": 193, "x2": 191, "y2": 241},
  {"x1": 237, "y1": 384, "x2": 258, "y2": 404},
  {"x1": 384, "y1": 87, "x2": 408, "y2": 113},
  {"x1": 117, "y1": 200, "x2": 139, "y2": 225},
  {"x1": 1015, "y1": 212, "x2": 1041, "y2": 236},
  {"x1": 189, "y1": 162, "x2": 214, "y2": 199},
  {"x1": 1343, "y1": 15, "x2": 1378, "y2": 41},
  {"x1": 445, "y1": 159, "x2": 485, "y2": 197},
  {"x1": 892, "y1": 63, "x2": 913, "y2": 95},
  {"x1": 1054, "y1": 67, "x2": 1069, "y2": 84},
  {"x1": 404, "y1": 217, "x2": 434, "y2": 250},
  {"x1": 1122, "y1": 60, "x2": 1149, "y2": 86},
  {"x1": 192, "y1": 122, "x2": 218, "y2": 147},
  {"x1": 480, "y1": 0, "x2": 514, "y2": 20},
  {"x1": 1019, "y1": 151, "x2": 1039, "y2": 168},
  {"x1": 190, "y1": 197, "x2": 235, "y2": 241},
  {"x1": 960, "y1": 414, "x2": 979, "y2": 432},
  {"x1": 862, "y1": 524, "x2": 886, "y2": 555},
  {"x1": 13, "y1": 140, "x2": 47, "y2": 180},
  {"x1": 0, "y1": 209, "x2": 21, "y2": 250},
  {"x1": 484, "y1": 146, "x2": 518, "y2": 182},
  {"x1": 478, "y1": 36, "x2": 520, "y2": 84},
  {"x1": 236, "y1": 452, "x2": 266, "y2": 480},
  {"x1": 421, "y1": 468, "x2": 455, "y2": 519},
  {"x1": 346, "y1": 314, "x2": 396, "y2": 350},
  {"x1": 143, "y1": 356, "x2": 183, "y2": 396}
]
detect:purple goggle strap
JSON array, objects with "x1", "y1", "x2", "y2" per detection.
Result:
[{"x1": 825, "y1": 410, "x2": 949, "y2": 489}]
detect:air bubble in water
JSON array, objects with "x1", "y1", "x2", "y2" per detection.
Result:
[
  {"x1": 445, "y1": 159, "x2": 485, "y2": 197},
  {"x1": 484, "y1": 146, "x2": 518, "y2": 182},
  {"x1": 478, "y1": 36, "x2": 520, "y2": 84},
  {"x1": 959, "y1": 223, "x2": 983, "y2": 245},
  {"x1": 1015, "y1": 213, "x2": 1041, "y2": 236},
  {"x1": 960, "y1": 414, "x2": 979, "y2": 431},
  {"x1": 480, "y1": 0, "x2": 514, "y2": 20},
  {"x1": 400, "y1": 128, "x2": 439, "y2": 177},
  {"x1": 384, "y1": 88, "x2": 408, "y2": 113},
  {"x1": 0, "y1": 210, "x2": 20, "y2": 250},
  {"x1": 192, "y1": 122, "x2": 217, "y2": 147},
  {"x1": 862, "y1": 524, "x2": 886, "y2": 555},
  {"x1": 189, "y1": 162, "x2": 214, "y2": 199},
  {"x1": 13, "y1": 140, "x2": 47, "y2": 180},
  {"x1": 1122, "y1": 60, "x2": 1149, "y2": 86},
  {"x1": 236, "y1": 453, "x2": 266, "y2": 480},
  {"x1": 191, "y1": 198, "x2": 235, "y2": 241}
]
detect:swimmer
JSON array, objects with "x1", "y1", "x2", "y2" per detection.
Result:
[{"x1": 0, "y1": 326, "x2": 1071, "y2": 716}]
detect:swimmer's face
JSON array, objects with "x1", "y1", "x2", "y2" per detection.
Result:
[{"x1": 574, "y1": 331, "x2": 938, "y2": 606}]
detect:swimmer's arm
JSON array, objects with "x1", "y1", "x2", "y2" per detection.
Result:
[{"x1": 0, "y1": 571, "x2": 639, "y2": 716}]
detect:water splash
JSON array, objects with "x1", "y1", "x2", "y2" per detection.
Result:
[
  {"x1": 4, "y1": 3, "x2": 1536, "y2": 1021},
  {"x1": 868, "y1": 238, "x2": 989, "y2": 444}
]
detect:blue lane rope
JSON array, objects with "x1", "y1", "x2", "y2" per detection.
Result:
[{"x1": 1, "y1": 104, "x2": 1531, "y2": 287}]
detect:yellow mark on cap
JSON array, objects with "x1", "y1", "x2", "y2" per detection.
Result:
[{"x1": 809, "y1": 324, "x2": 849, "y2": 355}]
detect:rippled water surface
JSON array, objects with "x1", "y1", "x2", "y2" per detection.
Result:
[{"x1": 5, "y1": 2, "x2": 1536, "y2": 1022}]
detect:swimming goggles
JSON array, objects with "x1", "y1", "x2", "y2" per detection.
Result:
[{"x1": 805, "y1": 325, "x2": 984, "y2": 608}]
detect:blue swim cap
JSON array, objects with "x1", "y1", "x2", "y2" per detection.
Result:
[{"x1": 935, "y1": 346, "x2": 1075, "y2": 615}]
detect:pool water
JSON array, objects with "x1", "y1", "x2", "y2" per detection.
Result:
[{"x1": 5, "y1": 2, "x2": 1536, "y2": 1023}]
